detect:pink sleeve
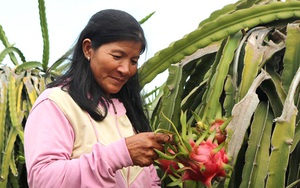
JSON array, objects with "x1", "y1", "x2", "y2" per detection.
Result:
[
  {"x1": 24, "y1": 98, "x2": 133, "y2": 188},
  {"x1": 150, "y1": 165, "x2": 162, "y2": 187}
]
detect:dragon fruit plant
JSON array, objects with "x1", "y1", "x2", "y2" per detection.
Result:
[
  {"x1": 145, "y1": 1, "x2": 300, "y2": 186},
  {"x1": 155, "y1": 112, "x2": 232, "y2": 188}
]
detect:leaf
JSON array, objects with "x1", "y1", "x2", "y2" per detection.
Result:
[
  {"x1": 157, "y1": 63, "x2": 185, "y2": 131},
  {"x1": 266, "y1": 66, "x2": 300, "y2": 188},
  {"x1": 282, "y1": 23, "x2": 300, "y2": 93},
  {"x1": 238, "y1": 28, "x2": 272, "y2": 100},
  {"x1": 290, "y1": 122, "x2": 300, "y2": 152},
  {"x1": 38, "y1": 0, "x2": 50, "y2": 71},
  {"x1": 240, "y1": 102, "x2": 273, "y2": 188},
  {"x1": 202, "y1": 32, "x2": 242, "y2": 121},
  {"x1": 226, "y1": 69, "x2": 271, "y2": 165},
  {"x1": 0, "y1": 128, "x2": 18, "y2": 187},
  {"x1": 287, "y1": 143, "x2": 300, "y2": 185},
  {"x1": 139, "y1": 12, "x2": 155, "y2": 24},
  {"x1": 0, "y1": 75, "x2": 8, "y2": 163},
  {"x1": 15, "y1": 61, "x2": 43, "y2": 73},
  {"x1": 0, "y1": 25, "x2": 19, "y2": 65},
  {"x1": 0, "y1": 46, "x2": 26, "y2": 65},
  {"x1": 138, "y1": 2, "x2": 300, "y2": 88},
  {"x1": 224, "y1": 75, "x2": 235, "y2": 118}
]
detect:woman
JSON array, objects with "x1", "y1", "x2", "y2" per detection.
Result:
[{"x1": 24, "y1": 9, "x2": 170, "y2": 188}]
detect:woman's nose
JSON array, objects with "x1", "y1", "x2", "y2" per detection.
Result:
[{"x1": 117, "y1": 61, "x2": 131, "y2": 76}]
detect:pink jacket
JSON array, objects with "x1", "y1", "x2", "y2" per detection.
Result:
[{"x1": 24, "y1": 87, "x2": 161, "y2": 188}]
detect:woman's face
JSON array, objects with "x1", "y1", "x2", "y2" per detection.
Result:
[{"x1": 87, "y1": 40, "x2": 142, "y2": 95}]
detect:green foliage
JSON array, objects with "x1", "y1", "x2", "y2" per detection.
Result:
[
  {"x1": 0, "y1": 0, "x2": 49, "y2": 187},
  {"x1": 138, "y1": 1, "x2": 300, "y2": 88},
  {"x1": 143, "y1": 0, "x2": 300, "y2": 187},
  {"x1": 0, "y1": 66, "x2": 45, "y2": 187}
]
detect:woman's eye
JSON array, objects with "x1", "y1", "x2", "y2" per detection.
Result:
[
  {"x1": 112, "y1": 55, "x2": 121, "y2": 59},
  {"x1": 131, "y1": 60, "x2": 138, "y2": 65}
]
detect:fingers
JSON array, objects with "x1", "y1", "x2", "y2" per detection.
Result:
[
  {"x1": 125, "y1": 132, "x2": 173, "y2": 167},
  {"x1": 154, "y1": 133, "x2": 173, "y2": 144}
]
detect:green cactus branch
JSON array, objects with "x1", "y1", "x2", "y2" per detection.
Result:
[
  {"x1": 240, "y1": 102, "x2": 273, "y2": 188},
  {"x1": 138, "y1": 1, "x2": 300, "y2": 88},
  {"x1": 226, "y1": 69, "x2": 271, "y2": 165},
  {"x1": 0, "y1": 26, "x2": 19, "y2": 66},
  {"x1": 38, "y1": 0, "x2": 50, "y2": 71}
]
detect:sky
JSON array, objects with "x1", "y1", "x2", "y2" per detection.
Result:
[{"x1": 0, "y1": 0, "x2": 237, "y2": 90}]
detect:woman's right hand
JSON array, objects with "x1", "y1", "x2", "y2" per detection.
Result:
[{"x1": 125, "y1": 132, "x2": 172, "y2": 167}]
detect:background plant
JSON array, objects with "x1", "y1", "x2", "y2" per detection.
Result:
[
  {"x1": 1, "y1": 0, "x2": 300, "y2": 188},
  {"x1": 142, "y1": 0, "x2": 300, "y2": 187},
  {"x1": 0, "y1": 0, "x2": 67, "y2": 186}
]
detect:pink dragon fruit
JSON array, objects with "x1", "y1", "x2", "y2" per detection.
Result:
[
  {"x1": 157, "y1": 159, "x2": 180, "y2": 176},
  {"x1": 209, "y1": 119, "x2": 227, "y2": 144},
  {"x1": 188, "y1": 139, "x2": 229, "y2": 187},
  {"x1": 155, "y1": 113, "x2": 231, "y2": 187}
]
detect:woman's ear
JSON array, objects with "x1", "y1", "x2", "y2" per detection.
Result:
[{"x1": 82, "y1": 38, "x2": 92, "y2": 60}]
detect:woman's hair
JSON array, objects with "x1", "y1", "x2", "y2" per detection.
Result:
[{"x1": 48, "y1": 9, "x2": 151, "y2": 132}]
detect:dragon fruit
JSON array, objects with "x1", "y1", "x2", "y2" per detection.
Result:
[
  {"x1": 209, "y1": 119, "x2": 227, "y2": 144},
  {"x1": 157, "y1": 159, "x2": 180, "y2": 177},
  {"x1": 155, "y1": 113, "x2": 231, "y2": 188},
  {"x1": 188, "y1": 139, "x2": 229, "y2": 187}
]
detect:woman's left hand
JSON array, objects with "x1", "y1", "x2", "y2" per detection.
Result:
[{"x1": 125, "y1": 132, "x2": 172, "y2": 167}]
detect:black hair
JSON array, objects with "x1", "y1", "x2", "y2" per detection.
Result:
[{"x1": 47, "y1": 9, "x2": 151, "y2": 132}]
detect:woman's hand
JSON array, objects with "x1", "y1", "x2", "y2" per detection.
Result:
[{"x1": 125, "y1": 132, "x2": 172, "y2": 167}]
